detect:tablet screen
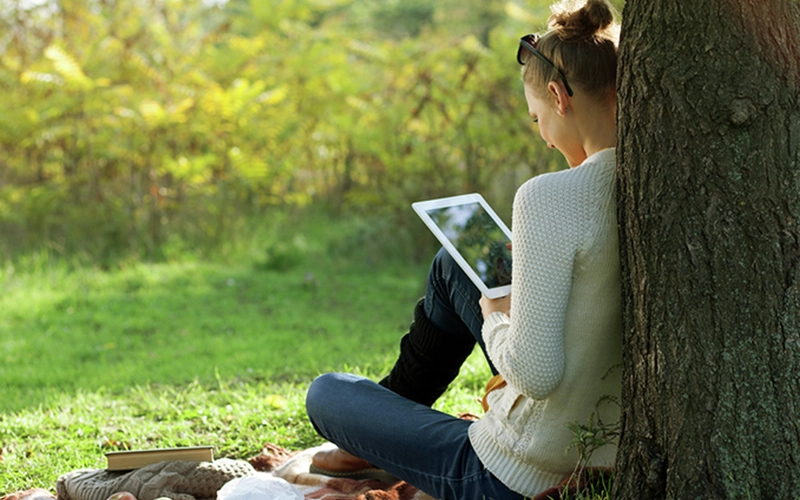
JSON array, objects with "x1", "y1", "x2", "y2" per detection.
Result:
[{"x1": 422, "y1": 202, "x2": 512, "y2": 289}]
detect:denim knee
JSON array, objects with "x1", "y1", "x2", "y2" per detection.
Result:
[{"x1": 305, "y1": 372, "x2": 339, "y2": 427}]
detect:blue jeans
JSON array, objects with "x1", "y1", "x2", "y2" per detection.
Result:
[{"x1": 305, "y1": 249, "x2": 520, "y2": 499}]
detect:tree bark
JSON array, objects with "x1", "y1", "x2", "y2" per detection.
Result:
[{"x1": 614, "y1": 0, "x2": 800, "y2": 498}]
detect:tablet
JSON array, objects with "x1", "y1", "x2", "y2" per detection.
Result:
[{"x1": 413, "y1": 193, "x2": 512, "y2": 299}]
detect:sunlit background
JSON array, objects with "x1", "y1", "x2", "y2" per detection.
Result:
[{"x1": 0, "y1": 0, "x2": 622, "y2": 265}]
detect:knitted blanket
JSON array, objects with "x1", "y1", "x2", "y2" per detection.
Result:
[{"x1": 56, "y1": 458, "x2": 256, "y2": 500}]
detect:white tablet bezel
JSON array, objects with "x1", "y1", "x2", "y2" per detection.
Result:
[{"x1": 413, "y1": 193, "x2": 512, "y2": 299}]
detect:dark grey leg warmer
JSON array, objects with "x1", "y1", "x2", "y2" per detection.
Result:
[{"x1": 379, "y1": 299, "x2": 476, "y2": 406}]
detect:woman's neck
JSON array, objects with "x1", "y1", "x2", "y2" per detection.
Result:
[{"x1": 579, "y1": 99, "x2": 617, "y2": 160}]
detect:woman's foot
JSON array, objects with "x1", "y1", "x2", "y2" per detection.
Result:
[
  {"x1": 310, "y1": 447, "x2": 401, "y2": 483},
  {"x1": 311, "y1": 447, "x2": 373, "y2": 472}
]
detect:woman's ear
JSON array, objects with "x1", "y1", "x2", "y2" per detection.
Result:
[{"x1": 547, "y1": 80, "x2": 571, "y2": 117}]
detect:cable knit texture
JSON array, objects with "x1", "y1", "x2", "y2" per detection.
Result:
[
  {"x1": 468, "y1": 148, "x2": 622, "y2": 497},
  {"x1": 56, "y1": 459, "x2": 255, "y2": 500}
]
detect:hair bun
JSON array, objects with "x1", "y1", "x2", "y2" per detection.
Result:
[{"x1": 549, "y1": 0, "x2": 615, "y2": 41}]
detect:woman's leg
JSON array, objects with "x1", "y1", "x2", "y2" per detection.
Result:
[
  {"x1": 379, "y1": 248, "x2": 496, "y2": 406},
  {"x1": 306, "y1": 373, "x2": 523, "y2": 500}
]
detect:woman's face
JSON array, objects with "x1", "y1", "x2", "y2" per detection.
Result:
[{"x1": 523, "y1": 83, "x2": 585, "y2": 167}]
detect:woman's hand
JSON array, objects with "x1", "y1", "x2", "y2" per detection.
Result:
[{"x1": 480, "y1": 293, "x2": 511, "y2": 319}]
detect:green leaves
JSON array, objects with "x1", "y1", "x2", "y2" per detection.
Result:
[
  {"x1": 43, "y1": 45, "x2": 94, "y2": 90},
  {"x1": 0, "y1": 0, "x2": 565, "y2": 261}
]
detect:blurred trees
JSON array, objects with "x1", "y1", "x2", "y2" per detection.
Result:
[{"x1": 0, "y1": 0, "x2": 566, "y2": 262}]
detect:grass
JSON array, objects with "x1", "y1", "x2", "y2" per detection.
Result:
[
  {"x1": 0, "y1": 353, "x2": 493, "y2": 494},
  {"x1": 0, "y1": 211, "x2": 498, "y2": 495},
  {"x1": 0, "y1": 210, "x2": 431, "y2": 415},
  {"x1": 0, "y1": 256, "x2": 424, "y2": 413}
]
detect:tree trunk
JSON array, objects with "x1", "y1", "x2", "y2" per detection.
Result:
[{"x1": 614, "y1": 1, "x2": 800, "y2": 499}]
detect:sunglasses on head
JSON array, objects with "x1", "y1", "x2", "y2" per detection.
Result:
[{"x1": 517, "y1": 34, "x2": 574, "y2": 97}]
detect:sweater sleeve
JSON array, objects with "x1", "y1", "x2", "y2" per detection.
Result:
[{"x1": 482, "y1": 169, "x2": 589, "y2": 400}]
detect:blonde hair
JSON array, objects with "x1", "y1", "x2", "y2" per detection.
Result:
[{"x1": 521, "y1": 0, "x2": 619, "y2": 101}]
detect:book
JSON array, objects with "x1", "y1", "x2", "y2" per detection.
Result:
[{"x1": 105, "y1": 445, "x2": 214, "y2": 471}]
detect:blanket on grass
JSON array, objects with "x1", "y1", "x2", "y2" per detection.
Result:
[
  {"x1": 1, "y1": 443, "x2": 611, "y2": 500},
  {"x1": 257, "y1": 442, "x2": 433, "y2": 500}
]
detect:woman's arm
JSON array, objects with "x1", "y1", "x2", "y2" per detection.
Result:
[{"x1": 481, "y1": 173, "x2": 588, "y2": 400}]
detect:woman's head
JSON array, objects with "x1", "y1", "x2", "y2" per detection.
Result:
[
  {"x1": 519, "y1": 0, "x2": 618, "y2": 102},
  {"x1": 519, "y1": 0, "x2": 619, "y2": 166}
]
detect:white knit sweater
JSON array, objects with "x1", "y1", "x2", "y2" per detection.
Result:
[{"x1": 468, "y1": 148, "x2": 622, "y2": 497}]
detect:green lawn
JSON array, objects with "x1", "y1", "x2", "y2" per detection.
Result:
[
  {"x1": 0, "y1": 213, "x2": 496, "y2": 494},
  {"x1": 1, "y1": 257, "x2": 427, "y2": 414}
]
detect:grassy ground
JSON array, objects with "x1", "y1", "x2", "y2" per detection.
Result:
[
  {"x1": 1, "y1": 210, "x2": 431, "y2": 415},
  {"x1": 0, "y1": 354, "x2": 492, "y2": 494},
  {"x1": 0, "y1": 255, "x2": 426, "y2": 414},
  {"x1": 0, "y1": 212, "x2": 497, "y2": 494}
]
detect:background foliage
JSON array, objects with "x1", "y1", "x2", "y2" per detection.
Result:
[{"x1": 0, "y1": 0, "x2": 584, "y2": 264}]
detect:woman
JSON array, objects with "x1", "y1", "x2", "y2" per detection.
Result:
[{"x1": 305, "y1": 0, "x2": 622, "y2": 498}]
